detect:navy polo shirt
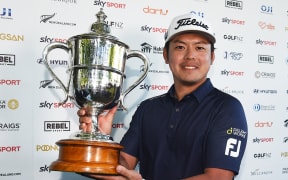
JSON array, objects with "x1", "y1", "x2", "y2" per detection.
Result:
[{"x1": 120, "y1": 79, "x2": 248, "y2": 180}]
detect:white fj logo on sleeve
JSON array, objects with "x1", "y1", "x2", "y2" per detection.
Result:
[{"x1": 225, "y1": 138, "x2": 241, "y2": 157}]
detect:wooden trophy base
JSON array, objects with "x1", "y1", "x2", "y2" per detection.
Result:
[{"x1": 49, "y1": 139, "x2": 123, "y2": 175}]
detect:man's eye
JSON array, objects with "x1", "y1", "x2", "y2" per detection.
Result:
[
  {"x1": 175, "y1": 46, "x2": 184, "y2": 49},
  {"x1": 196, "y1": 46, "x2": 205, "y2": 50}
]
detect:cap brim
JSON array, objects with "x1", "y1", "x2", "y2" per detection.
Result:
[{"x1": 165, "y1": 30, "x2": 216, "y2": 44}]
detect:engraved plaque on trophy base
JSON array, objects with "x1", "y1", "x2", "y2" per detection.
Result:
[{"x1": 49, "y1": 139, "x2": 123, "y2": 175}]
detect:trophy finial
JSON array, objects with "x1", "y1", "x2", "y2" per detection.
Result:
[{"x1": 91, "y1": 8, "x2": 111, "y2": 35}]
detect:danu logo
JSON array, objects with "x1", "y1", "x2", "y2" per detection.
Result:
[
  {"x1": 254, "y1": 121, "x2": 273, "y2": 128},
  {"x1": 143, "y1": 6, "x2": 168, "y2": 15}
]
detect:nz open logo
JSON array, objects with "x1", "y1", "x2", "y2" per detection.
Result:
[
  {"x1": 40, "y1": 13, "x2": 56, "y2": 23},
  {"x1": 225, "y1": 138, "x2": 241, "y2": 158},
  {"x1": 284, "y1": 119, "x2": 288, "y2": 127}
]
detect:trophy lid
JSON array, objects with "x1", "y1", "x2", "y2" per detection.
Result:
[
  {"x1": 91, "y1": 8, "x2": 111, "y2": 35},
  {"x1": 71, "y1": 8, "x2": 120, "y2": 41}
]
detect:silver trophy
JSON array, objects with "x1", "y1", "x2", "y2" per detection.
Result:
[{"x1": 42, "y1": 9, "x2": 149, "y2": 175}]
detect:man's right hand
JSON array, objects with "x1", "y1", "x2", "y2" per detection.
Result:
[{"x1": 78, "y1": 105, "x2": 119, "y2": 135}]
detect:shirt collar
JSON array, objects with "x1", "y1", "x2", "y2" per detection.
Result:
[{"x1": 168, "y1": 78, "x2": 214, "y2": 102}]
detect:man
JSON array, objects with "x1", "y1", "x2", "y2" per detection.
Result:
[{"x1": 79, "y1": 12, "x2": 248, "y2": 180}]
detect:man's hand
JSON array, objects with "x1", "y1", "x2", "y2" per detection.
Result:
[
  {"x1": 79, "y1": 165, "x2": 142, "y2": 180},
  {"x1": 78, "y1": 105, "x2": 118, "y2": 135}
]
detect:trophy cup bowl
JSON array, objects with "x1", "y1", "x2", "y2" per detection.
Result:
[{"x1": 42, "y1": 9, "x2": 149, "y2": 175}]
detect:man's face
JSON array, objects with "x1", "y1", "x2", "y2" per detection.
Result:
[{"x1": 163, "y1": 33, "x2": 215, "y2": 87}]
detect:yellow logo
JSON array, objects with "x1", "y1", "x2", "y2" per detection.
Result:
[{"x1": 8, "y1": 99, "x2": 19, "y2": 110}]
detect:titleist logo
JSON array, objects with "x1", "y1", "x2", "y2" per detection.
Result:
[{"x1": 175, "y1": 18, "x2": 209, "y2": 30}]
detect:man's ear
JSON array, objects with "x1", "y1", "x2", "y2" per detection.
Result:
[
  {"x1": 163, "y1": 48, "x2": 169, "y2": 64},
  {"x1": 210, "y1": 52, "x2": 215, "y2": 65}
]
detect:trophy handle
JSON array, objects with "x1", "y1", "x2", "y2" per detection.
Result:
[
  {"x1": 119, "y1": 50, "x2": 149, "y2": 110},
  {"x1": 42, "y1": 42, "x2": 71, "y2": 104}
]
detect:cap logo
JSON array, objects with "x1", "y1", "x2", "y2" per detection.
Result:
[{"x1": 175, "y1": 17, "x2": 209, "y2": 31}]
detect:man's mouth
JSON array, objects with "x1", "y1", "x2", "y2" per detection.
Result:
[{"x1": 184, "y1": 66, "x2": 197, "y2": 70}]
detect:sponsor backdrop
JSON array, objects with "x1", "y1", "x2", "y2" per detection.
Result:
[{"x1": 0, "y1": 0, "x2": 288, "y2": 179}]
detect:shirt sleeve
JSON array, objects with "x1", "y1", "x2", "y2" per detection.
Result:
[
  {"x1": 120, "y1": 101, "x2": 146, "y2": 158},
  {"x1": 204, "y1": 96, "x2": 248, "y2": 175}
]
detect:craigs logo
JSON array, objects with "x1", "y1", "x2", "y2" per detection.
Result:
[
  {"x1": 0, "y1": 33, "x2": 24, "y2": 41},
  {"x1": 175, "y1": 18, "x2": 208, "y2": 30}
]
